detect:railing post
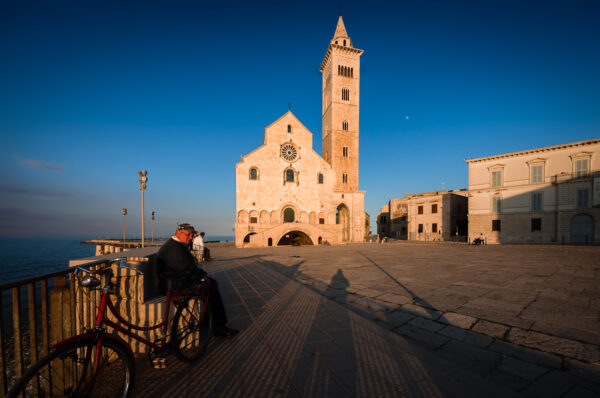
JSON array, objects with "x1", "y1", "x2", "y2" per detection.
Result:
[
  {"x1": 0, "y1": 293, "x2": 7, "y2": 396},
  {"x1": 50, "y1": 276, "x2": 72, "y2": 346},
  {"x1": 27, "y1": 283, "x2": 38, "y2": 392},
  {"x1": 11, "y1": 287, "x2": 24, "y2": 382}
]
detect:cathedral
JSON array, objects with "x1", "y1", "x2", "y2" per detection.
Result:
[{"x1": 235, "y1": 17, "x2": 367, "y2": 247}]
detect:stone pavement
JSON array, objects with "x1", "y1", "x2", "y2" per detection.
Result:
[{"x1": 134, "y1": 242, "x2": 600, "y2": 397}]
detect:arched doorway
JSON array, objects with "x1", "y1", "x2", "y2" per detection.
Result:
[
  {"x1": 277, "y1": 231, "x2": 313, "y2": 246},
  {"x1": 570, "y1": 214, "x2": 594, "y2": 244},
  {"x1": 268, "y1": 238, "x2": 273, "y2": 246},
  {"x1": 243, "y1": 232, "x2": 257, "y2": 243},
  {"x1": 336, "y1": 204, "x2": 350, "y2": 242}
]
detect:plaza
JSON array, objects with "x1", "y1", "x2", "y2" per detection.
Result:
[{"x1": 133, "y1": 242, "x2": 600, "y2": 397}]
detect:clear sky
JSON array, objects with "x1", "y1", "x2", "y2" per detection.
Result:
[{"x1": 1, "y1": 0, "x2": 599, "y2": 238}]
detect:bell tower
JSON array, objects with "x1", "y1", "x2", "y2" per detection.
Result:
[{"x1": 320, "y1": 16, "x2": 363, "y2": 192}]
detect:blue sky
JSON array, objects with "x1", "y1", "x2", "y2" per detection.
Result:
[{"x1": 1, "y1": 0, "x2": 599, "y2": 238}]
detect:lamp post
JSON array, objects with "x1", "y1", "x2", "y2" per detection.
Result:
[
  {"x1": 151, "y1": 210, "x2": 155, "y2": 244},
  {"x1": 122, "y1": 208, "x2": 127, "y2": 248},
  {"x1": 138, "y1": 170, "x2": 148, "y2": 248}
]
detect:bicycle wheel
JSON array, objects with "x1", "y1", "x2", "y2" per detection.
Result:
[
  {"x1": 8, "y1": 337, "x2": 134, "y2": 398},
  {"x1": 171, "y1": 296, "x2": 213, "y2": 362}
]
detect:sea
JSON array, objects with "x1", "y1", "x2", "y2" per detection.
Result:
[{"x1": 0, "y1": 235, "x2": 234, "y2": 285}]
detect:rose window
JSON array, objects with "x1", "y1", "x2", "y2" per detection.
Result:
[{"x1": 280, "y1": 144, "x2": 298, "y2": 162}]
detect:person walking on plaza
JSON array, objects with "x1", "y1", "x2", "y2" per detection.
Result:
[
  {"x1": 157, "y1": 223, "x2": 238, "y2": 337},
  {"x1": 193, "y1": 231, "x2": 211, "y2": 261}
]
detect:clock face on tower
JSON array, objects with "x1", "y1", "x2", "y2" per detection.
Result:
[{"x1": 280, "y1": 143, "x2": 298, "y2": 162}]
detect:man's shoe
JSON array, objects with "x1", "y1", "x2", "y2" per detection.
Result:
[{"x1": 214, "y1": 326, "x2": 239, "y2": 338}]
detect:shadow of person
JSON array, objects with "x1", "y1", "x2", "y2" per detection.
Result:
[{"x1": 323, "y1": 268, "x2": 350, "y2": 304}]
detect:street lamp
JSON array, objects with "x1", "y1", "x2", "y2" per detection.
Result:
[
  {"x1": 122, "y1": 208, "x2": 127, "y2": 248},
  {"x1": 151, "y1": 210, "x2": 155, "y2": 244},
  {"x1": 138, "y1": 170, "x2": 148, "y2": 248}
]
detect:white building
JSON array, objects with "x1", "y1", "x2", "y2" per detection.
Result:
[{"x1": 465, "y1": 139, "x2": 600, "y2": 244}]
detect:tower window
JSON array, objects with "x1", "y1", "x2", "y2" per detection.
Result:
[
  {"x1": 342, "y1": 173, "x2": 348, "y2": 183},
  {"x1": 318, "y1": 173, "x2": 324, "y2": 184},
  {"x1": 342, "y1": 121, "x2": 348, "y2": 131},
  {"x1": 249, "y1": 167, "x2": 258, "y2": 180},
  {"x1": 342, "y1": 147, "x2": 348, "y2": 157},
  {"x1": 343, "y1": 39, "x2": 346, "y2": 46},
  {"x1": 342, "y1": 88, "x2": 350, "y2": 101},
  {"x1": 287, "y1": 124, "x2": 292, "y2": 133},
  {"x1": 350, "y1": 68, "x2": 353, "y2": 78}
]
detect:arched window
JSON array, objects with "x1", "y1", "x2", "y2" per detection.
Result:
[
  {"x1": 318, "y1": 173, "x2": 324, "y2": 184},
  {"x1": 285, "y1": 168, "x2": 295, "y2": 182},
  {"x1": 343, "y1": 39, "x2": 346, "y2": 46},
  {"x1": 342, "y1": 173, "x2": 348, "y2": 183},
  {"x1": 338, "y1": 65, "x2": 341, "y2": 75},
  {"x1": 350, "y1": 68, "x2": 353, "y2": 78},
  {"x1": 284, "y1": 208, "x2": 295, "y2": 223},
  {"x1": 249, "y1": 167, "x2": 258, "y2": 180},
  {"x1": 342, "y1": 121, "x2": 348, "y2": 131},
  {"x1": 287, "y1": 124, "x2": 292, "y2": 133},
  {"x1": 342, "y1": 147, "x2": 348, "y2": 157}
]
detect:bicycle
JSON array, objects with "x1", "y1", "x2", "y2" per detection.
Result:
[{"x1": 7, "y1": 257, "x2": 213, "y2": 398}]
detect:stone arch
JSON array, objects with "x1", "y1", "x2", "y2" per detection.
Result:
[
  {"x1": 243, "y1": 232, "x2": 257, "y2": 243},
  {"x1": 570, "y1": 214, "x2": 594, "y2": 244},
  {"x1": 309, "y1": 212, "x2": 317, "y2": 224},
  {"x1": 277, "y1": 230, "x2": 314, "y2": 246},
  {"x1": 336, "y1": 204, "x2": 350, "y2": 242},
  {"x1": 281, "y1": 205, "x2": 297, "y2": 223},
  {"x1": 237, "y1": 210, "x2": 248, "y2": 223},
  {"x1": 260, "y1": 210, "x2": 269, "y2": 224}
]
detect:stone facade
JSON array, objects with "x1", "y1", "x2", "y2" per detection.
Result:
[
  {"x1": 466, "y1": 138, "x2": 600, "y2": 244},
  {"x1": 235, "y1": 17, "x2": 366, "y2": 247},
  {"x1": 377, "y1": 190, "x2": 468, "y2": 241}
]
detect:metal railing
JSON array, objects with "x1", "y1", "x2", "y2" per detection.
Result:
[{"x1": 0, "y1": 258, "x2": 112, "y2": 396}]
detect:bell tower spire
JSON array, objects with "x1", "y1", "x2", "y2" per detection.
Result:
[{"x1": 320, "y1": 16, "x2": 363, "y2": 192}]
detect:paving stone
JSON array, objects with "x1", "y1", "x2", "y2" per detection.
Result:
[
  {"x1": 439, "y1": 325, "x2": 494, "y2": 348},
  {"x1": 438, "y1": 312, "x2": 477, "y2": 329},
  {"x1": 436, "y1": 339, "x2": 502, "y2": 376},
  {"x1": 472, "y1": 319, "x2": 510, "y2": 339},
  {"x1": 497, "y1": 356, "x2": 549, "y2": 381},
  {"x1": 520, "y1": 370, "x2": 586, "y2": 398},
  {"x1": 383, "y1": 309, "x2": 415, "y2": 327},
  {"x1": 508, "y1": 328, "x2": 600, "y2": 362},
  {"x1": 564, "y1": 359, "x2": 600, "y2": 385},
  {"x1": 399, "y1": 303, "x2": 443, "y2": 320},
  {"x1": 441, "y1": 367, "x2": 519, "y2": 398},
  {"x1": 488, "y1": 340, "x2": 562, "y2": 369},
  {"x1": 395, "y1": 324, "x2": 450, "y2": 351},
  {"x1": 486, "y1": 370, "x2": 530, "y2": 392},
  {"x1": 375, "y1": 292, "x2": 413, "y2": 305},
  {"x1": 408, "y1": 316, "x2": 445, "y2": 332}
]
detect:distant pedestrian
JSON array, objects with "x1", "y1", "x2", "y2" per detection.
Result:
[{"x1": 193, "y1": 231, "x2": 211, "y2": 261}]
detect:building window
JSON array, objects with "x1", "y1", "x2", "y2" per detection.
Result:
[
  {"x1": 285, "y1": 168, "x2": 295, "y2": 183},
  {"x1": 431, "y1": 204, "x2": 438, "y2": 214},
  {"x1": 531, "y1": 165, "x2": 544, "y2": 184},
  {"x1": 283, "y1": 208, "x2": 295, "y2": 223},
  {"x1": 577, "y1": 188, "x2": 589, "y2": 208},
  {"x1": 249, "y1": 167, "x2": 258, "y2": 180},
  {"x1": 418, "y1": 224, "x2": 423, "y2": 233},
  {"x1": 342, "y1": 146, "x2": 348, "y2": 157},
  {"x1": 343, "y1": 39, "x2": 346, "y2": 46},
  {"x1": 250, "y1": 217, "x2": 258, "y2": 224},
  {"x1": 432, "y1": 223, "x2": 438, "y2": 233},
  {"x1": 531, "y1": 218, "x2": 542, "y2": 231},
  {"x1": 492, "y1": 196, "x2": 502, "y2": 213},
  {"x1": 319, "y1": 218, "x2": 325, "y2": 224},
  {"x1": 575, "y1": 158, "x2": 589, "y2": 178},
  {"x1": 287, "y1": 124, "x2": 292, "y2": 133},
  {"x1": 318, "y1": 173, "x2": 324, "y2": 184},
  {"x1": 342, "y1": 88, "x2": 350, "y2": 101},
  {"x1": 342, "y1": 121, "x2": 348, "y2": 131},
  {"x1": 342, "y1": 173, "x2": 348, "y2": 183},
  {"x1": 491, "y1": 170, "x2": 503, "y2": 188},
  {"x1": 418, "y1": 205, "x2": 423, "y2": 215},
  {"x1": 531, "y1": 192, "x2": 542, "y2": 212},
  {"x1": 492, "y1": 220, "x2": 501, "y2": 231}
]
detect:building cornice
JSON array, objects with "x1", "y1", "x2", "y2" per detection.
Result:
[
  {"x1": 320, "y1": 44, "x2": 364, "y2": 72},
  {"x1": 464, "y1": 138, "x2": 600, "y2": 164}
]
